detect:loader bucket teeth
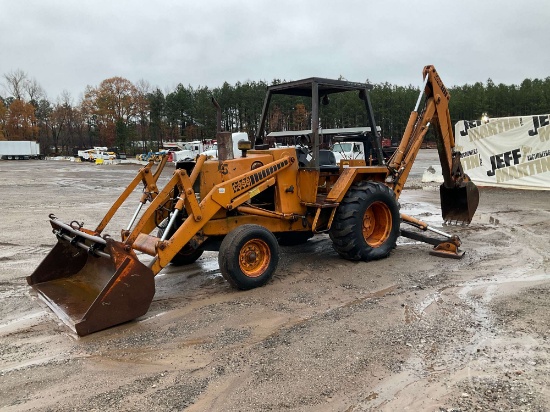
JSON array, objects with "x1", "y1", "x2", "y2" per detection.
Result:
[
  {"x1": 440, "y1": 181, "x2": 480, "y2": 224},
  {"x1": 27, "y1": 237, "x2": 155, "y2": 336}
]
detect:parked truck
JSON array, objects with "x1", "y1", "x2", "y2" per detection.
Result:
[
  {"x1": 77, "y1": 147, "x2": 117, "y2": 162},
  {"x1": 171, "y1": 133, "x2": 247, "y2": 162},
  {"x1": 0, "y1": 141, "x2": 43, "y2": 160},
  {"x1": 331, "y1": 130, "x2": 397, "y2": 166}
]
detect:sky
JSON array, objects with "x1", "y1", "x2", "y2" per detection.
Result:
[{"x1": 1, "y1": 0, "x2": 549, "y2": 102}]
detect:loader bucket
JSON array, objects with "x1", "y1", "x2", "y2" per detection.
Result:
[
  {"x1": 440, "y1": 181, "x2": 480, "y2": 224},
  {"x1": 27, "y1": 224, "x2": 155, "y2": 336}
]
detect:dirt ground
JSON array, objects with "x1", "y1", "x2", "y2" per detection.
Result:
[{"x1": 1, "y1": 150, "x2": 549, "y2": 412}]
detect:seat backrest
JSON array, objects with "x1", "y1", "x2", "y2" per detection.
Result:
[{"x1": 318, "y1": 149, "x2": 336, "y2": 166}]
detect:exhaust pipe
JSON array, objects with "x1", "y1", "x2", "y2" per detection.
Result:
[{"x1": 212, "y1": 97, "x2": 235, "y2": 162}]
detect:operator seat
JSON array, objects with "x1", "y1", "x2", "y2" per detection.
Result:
[
  {"x1": 318, "y1": 149, "x2": 339, "y2": 172},
  {"x1": 296, "y1": 148, "x2": 339, "y2": 171}
]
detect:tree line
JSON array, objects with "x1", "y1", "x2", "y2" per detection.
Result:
[{"x1": 1, "y1": 68, "x2": 548, "y2": 155}]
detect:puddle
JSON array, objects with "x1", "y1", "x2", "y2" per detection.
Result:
[
  {"x1": 396, "y1": 238, "x2": 422, "y2": 246},
  {"x1": 470, "y1": 213, "x2": 500, "y2": 225},
  {"x1": 416, "y1": 291, "x2": 442, "y2": 313},
  {"x1": 140, "y1": 311, "x2": 168, "y2": 322},
  {"x1": 340, "y1": 285, "x2": 398, "y2": 310},
  {"x1": 400, "y1": 202, "x2": 443, "y2": 225},
  {"x1": 421, "y1": 185, "x2": 440, "y2": 191},
  {"x1": 458, "y1": 283, "x2": 496, "y2": 338},
  {"x1": 0, "y1": 311, "x2": 45, "y2": 335},
  {"x1": 159, "y1": 256, "x2": 221, "y2": 279},
  {"x1": 398, "y1": 201, "x2": 464, "y2": 245},
  {"x1": 0, "y1": 285, "x2": 29, "y2": 299},
  {"x1": 456, "y1": 269, "x2": 550, "y2": 360},
  {"x1": 403, "y1": 304, "x2": 420, "y2": 324},
  {"x1": 0, "y1": 354, "x2": 62, "y2": 374},
  {"x1": 459, "y1": 270, "x2": 550, "y2": 289}
]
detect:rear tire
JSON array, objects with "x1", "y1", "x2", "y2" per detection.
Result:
[
  {"x1": 157, "y1": 221, "x2": 204, "y2": 266},
  {"x1": 277, "y1": 231, "x2": 313, "y2": 246},
  {"x1": 169, "y1": 244, "x2": 204, "y2": 266},
  {"x1": 219, "y1": 224, "x2": 279, "y2": 290},
  {"x1": 329, "y1": 181, "x2": 399, "y2": 261}
]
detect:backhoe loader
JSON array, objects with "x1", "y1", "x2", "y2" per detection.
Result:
[{"x1": 28, "y1": 65, "x2": 479, "y2": 336}]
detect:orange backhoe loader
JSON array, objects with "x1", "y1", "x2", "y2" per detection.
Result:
[{"x1": 28, "y1": 65, "x2": 479, "y2": 336}]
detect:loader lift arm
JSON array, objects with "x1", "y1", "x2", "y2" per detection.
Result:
[
  {"x1": 83, "y1": 155, "x2": 169, "y2": 237},
  {"x1": 27, "y1": 152, "x2": 295, "y2": 336},
  {"x1": 125, "y1": 154, "x2": 294, "y2": 272}
]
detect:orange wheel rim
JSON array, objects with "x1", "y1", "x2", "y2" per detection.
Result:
[
  {"x1": 362, "y1": 201, "x2": 392, "y2": 247},
  {"x1": 239, "y1": 239, "x2": 271, "y2": 278}
]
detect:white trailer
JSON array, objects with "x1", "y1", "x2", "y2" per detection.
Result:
[{"x1": 0, "y1": 141, "x2": 42, "y2": 160}]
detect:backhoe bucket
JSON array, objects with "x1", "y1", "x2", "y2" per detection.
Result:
[
  {"x1": 440, "y1": 181, "x2": 480, "y2": 224},
  {"x1": 27, "y1": 222, "x2": 155, "y2": 336}
]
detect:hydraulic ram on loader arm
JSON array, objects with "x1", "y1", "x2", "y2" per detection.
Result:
[
  {"x1": 122, "y1": 154, "x2": 293, "y2": 273},
  {"x1": 27, "y1": 153, "x2": 294, "y2": 336}
]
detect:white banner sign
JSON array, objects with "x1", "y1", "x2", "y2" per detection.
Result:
[{"x1": 455, "y1": 115, "x2": 550, "y2": 190}]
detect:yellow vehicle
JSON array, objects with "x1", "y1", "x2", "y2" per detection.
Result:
[{"x1": 28, "y1": 66, "x2": 479, "y2": 336}]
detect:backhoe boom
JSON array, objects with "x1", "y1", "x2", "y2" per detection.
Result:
[{"x1": 387, "y1": 65, "x2": 479, "y2": 223}]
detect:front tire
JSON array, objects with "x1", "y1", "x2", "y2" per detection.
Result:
[
  {"x1": 329, "y1": 181, "x2": 399, "y2": 261},
  {"x1": 219, "y1": 224, "x2": 279, "y2": 290}
]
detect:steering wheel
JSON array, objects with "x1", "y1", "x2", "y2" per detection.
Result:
[
  {"x1": 294, "y1": 135, "x2": 313, "y2": 167},
  {"x1": 294, "y1": 134, "x2": 311, "y2": 148}
]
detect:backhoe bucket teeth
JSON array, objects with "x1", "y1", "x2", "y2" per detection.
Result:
[
  {"x1": 27, "y1": 233, "x2": 155, "y2": 336},
  {"x1": 440, "y1": 181, "x2": 480, "y2": 224}
]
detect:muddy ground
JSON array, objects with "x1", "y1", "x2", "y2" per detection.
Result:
[{"x1": 1, "y1": 150, "x2": 549, "y2": 411}]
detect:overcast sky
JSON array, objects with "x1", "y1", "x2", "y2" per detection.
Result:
[{"x1": 1, "y1": 0, "x2": 549, "y2": 102}]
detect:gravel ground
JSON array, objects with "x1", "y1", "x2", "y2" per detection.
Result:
[{"x1": 1, "y1": 150, "x2": 549, "y2": 411}]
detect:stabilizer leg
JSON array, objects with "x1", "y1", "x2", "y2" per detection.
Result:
[{"x1": 400, "y1": 213, "x2": 465, "y2": 259}]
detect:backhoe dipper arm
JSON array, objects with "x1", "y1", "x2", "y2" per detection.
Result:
[
  {"x1": 388, "y1": 66, "x2": 454, "y2": 197},
  {"x1": 388, "y1": 65, "x2": 479, "y2": 224},
  {"x1": 388, "y1": 65, "x2": 470, "y2": 198}
]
